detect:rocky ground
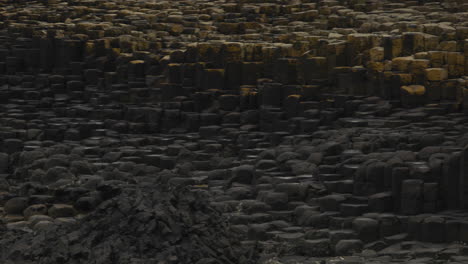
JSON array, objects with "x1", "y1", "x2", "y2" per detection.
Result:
[{"x1": 0, "y1": 0, "x2": 468, "y2": 263}]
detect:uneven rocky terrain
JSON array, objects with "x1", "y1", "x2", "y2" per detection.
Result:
[{"x1": 0, "y1": 0, "x2": 467, "y2": 263}]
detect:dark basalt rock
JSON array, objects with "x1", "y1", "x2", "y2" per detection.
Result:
[{"x1": 0, "y1": 0, "x2": 467, "y2": 263}]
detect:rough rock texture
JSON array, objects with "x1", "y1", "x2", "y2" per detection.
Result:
[{"x1": 0, "y1": 182, "x2": 252, "y2": 264}]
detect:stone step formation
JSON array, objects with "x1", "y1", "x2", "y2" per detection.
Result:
[{"x1": 0, "y1": 0, "x2": 467, "y2": 263}]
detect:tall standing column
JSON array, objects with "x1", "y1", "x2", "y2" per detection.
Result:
[
  {"x1": 460, "y1": 146, "x2": 468, "y2": 209},
  {"x1": 442, "y1": 151, "x2": 461, "y2": 209}
]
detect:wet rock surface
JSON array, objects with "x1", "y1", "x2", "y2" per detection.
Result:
[{"x1": 0, "y1": 0, "x2": 467, "y2": 263}]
